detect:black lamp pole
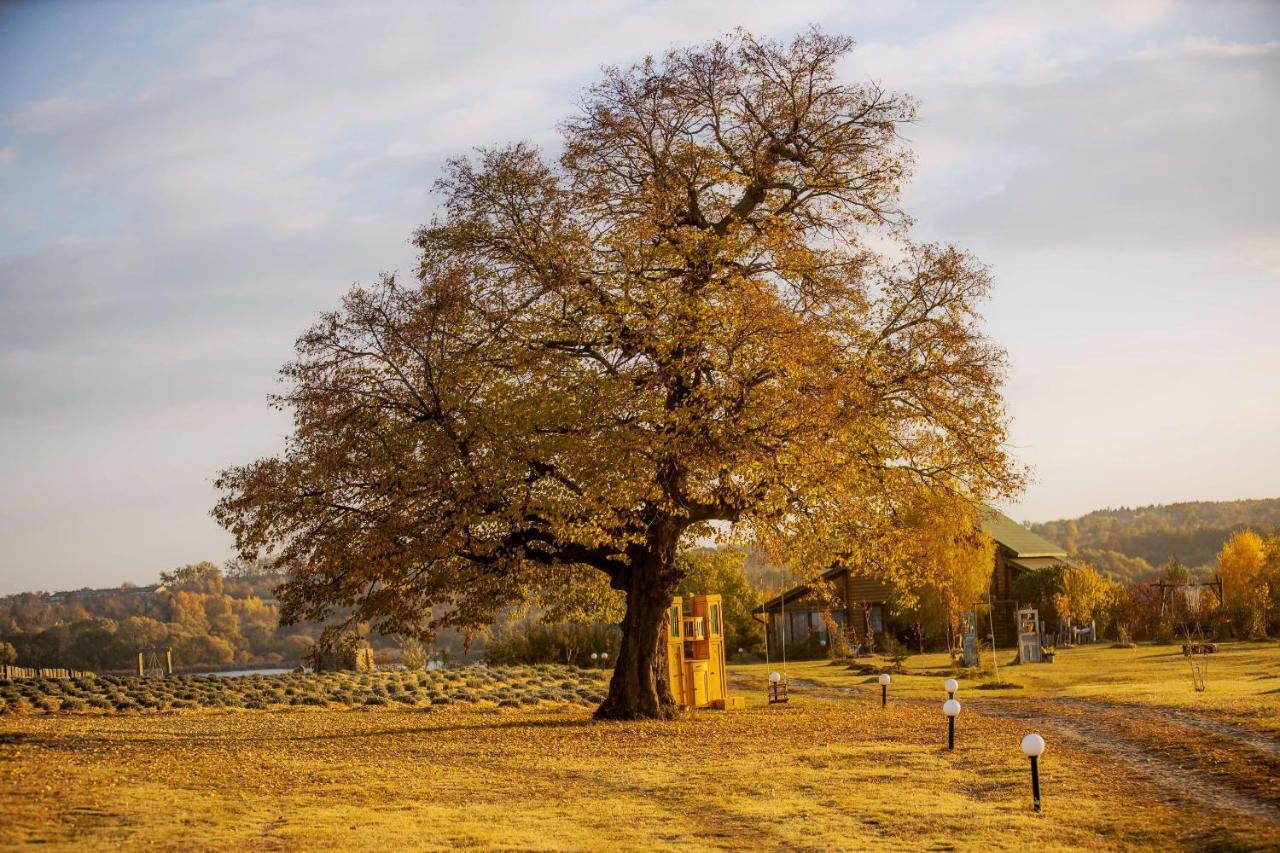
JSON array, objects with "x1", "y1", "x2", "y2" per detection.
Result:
[
  {"x1": 881, "y1": 683, "x2": 887, "y2": 707},
  {"x1": 1030, "y1": 755, "x2": 1041, "y2": 812},
  {"x1": 948, "y1": 716, "x2": 955, "y2": 750}
]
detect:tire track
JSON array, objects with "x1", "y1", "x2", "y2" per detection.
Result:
[{"x1": 779, "y1": 676, "x2": 1280, "y2": 826}]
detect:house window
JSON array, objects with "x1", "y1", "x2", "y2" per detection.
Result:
[
  {"x1": 789, "y1": 612, "x2": 807, "y2": 643},
  {"x1": 868, "y1": 606, "x2": 884, "y2": 633},
  {"x1": 669, "y1": 605, "x2": 681, "y2": 638},
  {"x1": 710, "y1": 604, "x2": 722, "y2": 636}
]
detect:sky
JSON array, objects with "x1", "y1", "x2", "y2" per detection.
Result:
[{"x1": 1, "y1": 0, "x2": 1277, "y2": 594}]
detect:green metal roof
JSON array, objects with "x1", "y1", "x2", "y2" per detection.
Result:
[{"x1": 980, "y1": 506, "x2": 1068, "y2": 558}]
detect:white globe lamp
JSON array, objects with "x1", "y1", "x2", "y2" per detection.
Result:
[{"x1": 1021, "y1": 733, "x2": 1046, "y2": 812}]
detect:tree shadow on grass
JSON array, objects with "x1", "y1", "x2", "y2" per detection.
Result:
[
  {"x1": 0, "y1": 711, "x2": 602, "y2": 749},
  {"x1": 275, "y1": 714, "x2": 599, "y2": 743}
]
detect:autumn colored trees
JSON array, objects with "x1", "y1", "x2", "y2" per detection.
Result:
[
  {"x1": 676, "y1": 548, "x2": 763, "y2": 654},
  {"x1": 887, "y1": 498, "x2": 996, "y2": 652},
  {"x1": 1216, "y1": 529, "x2": 1279, "y2": 639},
  {"x1": 0, "y1": 563, "x2": 319, "y2": 671},
  {"x1": 1006, "y1": 528, "x2": 1280, "y2": 644},
  {"x1": 1031, "y1": 498, "x2": 1280, "y2": 575},
  {"x1": 215, "y1": 29, "x2": 1022, "y2": 719}
]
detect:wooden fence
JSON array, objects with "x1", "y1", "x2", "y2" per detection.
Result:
[{"x1": 1, "y1": 665, "x2": 92, "y2": 680}]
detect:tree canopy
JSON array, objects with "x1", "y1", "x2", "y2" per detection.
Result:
[
  {"x1": 214, "y1": 29, "x2": 1022, "y2": 718},
  {"x1": 888, "y1": 496, "x2": 996, "y2": 647}
]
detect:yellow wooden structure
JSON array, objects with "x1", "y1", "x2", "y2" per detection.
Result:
[{"x1": 665, "y1": 594, "x2": 740, "y2": 709}]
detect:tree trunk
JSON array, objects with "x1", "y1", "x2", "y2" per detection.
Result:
[{"x1": 595, "y1": 545, "x2": 680, "y2": 720}]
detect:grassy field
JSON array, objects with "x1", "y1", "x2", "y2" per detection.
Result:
[
  {"x1": 739, "y1": 640, "x2": 1280, "y2": 733},
  {"x1": 1, "y1": 643, "x2": 1277, "y2": 851}
]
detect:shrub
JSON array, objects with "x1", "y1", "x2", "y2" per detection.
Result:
[{"x1": 879, "y1": 635, "x2": 913, "y2": 672}]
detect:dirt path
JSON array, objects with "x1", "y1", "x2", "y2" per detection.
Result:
[
  {"x1": 1048, "y1": 697, "x2": 1280, "y2": 757},
  {"x1": 977, "y1": 700, "x2": 1280, "y2": 825},
  {"x1": 779, "y1": 677, "x2": 1280, "y2": 827}
]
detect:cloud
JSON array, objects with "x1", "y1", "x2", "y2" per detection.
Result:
[
  {"x1": 915, "y1": 40, "x2": 1280, "y2": 251},
  {"x1": 8, "y1": 95, "x2": 97, "y2": 133}
]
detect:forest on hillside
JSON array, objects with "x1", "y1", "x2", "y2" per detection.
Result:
[
  {"x1": 0, "y1": 561, "x2": 475, "y2": 673},
  {"x1": 1029, "y1": 498, "x2": 1280, "y2": 580}
]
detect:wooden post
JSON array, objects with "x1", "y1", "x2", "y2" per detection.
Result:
[
  {"x1": 137, "y1": 652, "x2": 145, "y2": 678},
  {"x1": 165, "y1": 648, "x2": 173, "y2": 676}
]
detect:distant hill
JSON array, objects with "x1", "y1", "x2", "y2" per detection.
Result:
[{"x1": 1028, "y1": 498, "x2": 1280, "y2": 579}]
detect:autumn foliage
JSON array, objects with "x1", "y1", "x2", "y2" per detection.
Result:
[{"x1": 214, "y1": 29, "x2": 1022, "y2": 719}]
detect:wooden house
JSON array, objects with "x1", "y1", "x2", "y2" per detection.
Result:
[{"x1": 754, "y1": 506, "x2": 1070, "y2": 654}]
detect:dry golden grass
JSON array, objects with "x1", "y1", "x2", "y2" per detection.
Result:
[
  {"x1": 3, "y1": 653, "x2": 1278, "y2": 853},
  {"x1": 742, "y1": 640, "x2": 1280, "y2": 734}
]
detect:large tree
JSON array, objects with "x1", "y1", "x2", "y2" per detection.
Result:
[{"x1": 214, "y1": 29, "x2": 1021, "y2": 719}]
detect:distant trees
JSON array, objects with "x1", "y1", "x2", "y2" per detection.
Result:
[
  {"x1": 1059, "y1": 564, "x2": 1113, "y2": 628},
  {"x1": 1072, "y1": 548, "x2": 1155, "y2": 585},
  {"x1": 675, "y1": 548, "x2": 763, "y2": 654},
  {"x1": 1215, "y1": 530, "x2": 1277, "y2": 639},
  {"x1": 1216, "y1": 530, "x2": 1266, "y2": 605},
  {"x1": 1025, "y1": 527, "x2": 1280, "y2": 644},
  {"x1": 1030, "y1": 498, "x2": 1280, "y2": 571},
  {"x1": 160, "y1": 561, "x2": 224, "y2": 594},
  {"x1": 1013, "y1": 562, "x2": 1122, "y2": 638},
  {"x1": 400, "y1": 637, "x2": 429, "y2": 671},
  {"x1": 483, "y1": 619, "x2": 619, "y2": 668},
  {"x1": 0, "y1": 563, "x2": 361, "y2": 672},
  {"x1": 173, "y1": 634, "x2": 236, "y2": 668},
  {"x1": 0, "y1": 641, "x2": 16, "y2": 665}
]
